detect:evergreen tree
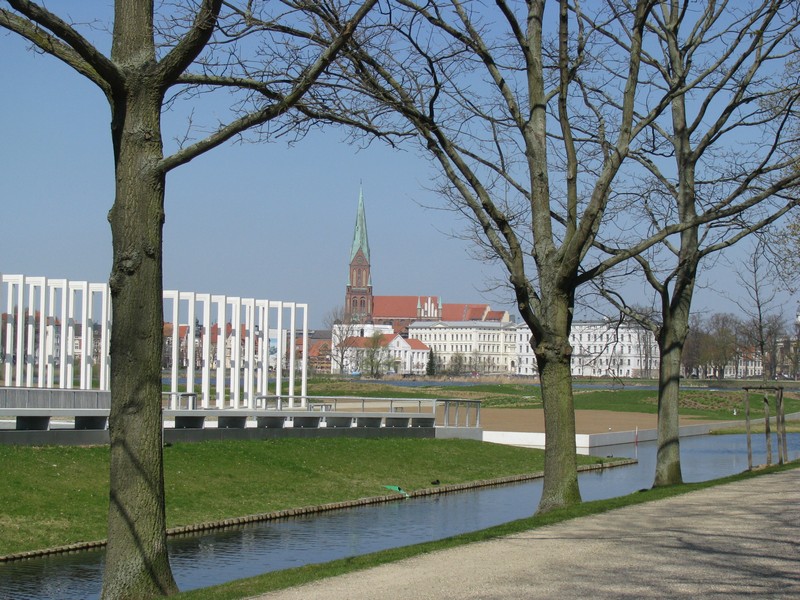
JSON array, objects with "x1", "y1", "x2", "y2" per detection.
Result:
[{"x1": 426, "y1": 349, "x2": 436, "y2": 376}]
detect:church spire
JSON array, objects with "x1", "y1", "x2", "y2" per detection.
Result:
[
  {"x1": 350, "y1": 186, "x2": 371, "y2": 264},
  {"x1": 345, "y1": 187, "x2": 373, "y2": 321}
]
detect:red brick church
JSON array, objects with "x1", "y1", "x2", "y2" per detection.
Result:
[{"x1": 344, "y1": 189, "x2": 508, "y2": 336}]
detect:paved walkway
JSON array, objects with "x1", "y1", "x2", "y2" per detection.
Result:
[{"x1": 254, "y1": 468, "x2": 800, "y2": 599}]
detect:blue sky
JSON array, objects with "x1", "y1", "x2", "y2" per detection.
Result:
[
  {"x1": 0, "y1": 26, "x2": 508, "y2": 329},
  {"x1": 1, "y1": 8, "x2": 789, "y2": 330}
]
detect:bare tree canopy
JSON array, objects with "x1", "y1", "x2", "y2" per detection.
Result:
[
  {"x1": 303, "y1": 0, "x2": 799, "y2": 510},
  {"x1": 1, "y1": 1, "x2": 377, "y2": 598},
  {"x1": 733, "y1": 242, "x2": 787, "y2": 380},
  {"x1": 592, "y1": 0, "x2": 800, "y2": 486},
  {"x1": 311, "y1": 0, "x2": 682, "y2": 512}
]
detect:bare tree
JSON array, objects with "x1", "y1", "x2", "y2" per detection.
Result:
[
  {"x1": 732, "y1": 242, "x2": 787, "y2": 380},
  {"x1": 706, "y1": 313, "x2": 742, "y2": 379},
  {"x1": 0, "y1": 2, "x2": 377, "y2": 597},
  {"x1": 323, "y1": 0, "x2": 800, "y2": 508},
  {"x1": 595, "y1": 0, "x2": 800, "y2": 487},
  {"x1": 363, "y1": 330, "x2": 387, "y2": 378},
  {"x1": 680, "y1": 314, "x2": 706, "y2": 379},
  {"x1": 324, "y1": 305, "x2": 364, "y2": 375},
  {"x1": 779, "y1": 309, "x2": 800, "y2": 379},
  {"x1": 774, "y1": 210, "x2": 800, "y2": 292},
  {"x1": 320, "y1": 0, "x2": 693, "y2": 512}
]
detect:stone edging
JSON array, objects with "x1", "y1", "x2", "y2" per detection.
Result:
[{"x1": 0, "y1": 459, "x2": 635, "y2": 563}]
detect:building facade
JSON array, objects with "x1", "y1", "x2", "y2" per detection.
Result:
[
  {"x1": 338, "y1": 331, "x2": 430, "y2": 376},
  {"x1": 515, "y1": 320, "x2": 660, "y2": 378},
  {"x1": 408, "y1": 320, "x2": 517, "y2": 375}
]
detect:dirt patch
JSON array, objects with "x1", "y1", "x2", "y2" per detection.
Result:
[{"x1": 481, "y1": 408, "x2": 715, "y2": 434}]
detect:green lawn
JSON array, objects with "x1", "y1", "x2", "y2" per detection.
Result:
[
  {"x1": 0, "y1": 438, "x2": 610, "y2": 557},
  {"x1": 306, "y1": 378, "x2": 800, "y2": 420},
  {"x1": 175, "y1": 461, "x2": 800, "y2": 600}
]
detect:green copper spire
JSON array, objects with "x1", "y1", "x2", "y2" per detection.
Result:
[{"x1": 350, "y1": 187, "x2": 371, "y2": 263}]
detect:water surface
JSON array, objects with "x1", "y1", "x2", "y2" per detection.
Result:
[{"x1": 3, "y1": 433, "x2": 797, "y2": 599}]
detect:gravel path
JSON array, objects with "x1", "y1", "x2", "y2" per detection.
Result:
[{"x1": 252, "y1": 468, "x2": 800, "y2": 600}]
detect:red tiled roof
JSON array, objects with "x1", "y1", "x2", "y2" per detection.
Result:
[
  {"x1": 406, "y1": 338, "x2": 430, "y2": 351},
  {"x1": 343, "y1": 334, "x2": 395, "y2": 348},
  {"x1": 373, "y1": 296, "x2": 437, "y2": 318},
  {"x1": 441, "y1": 303, "x2": 489, "y2": 321},
  {"x1": 307, "y1": 340, "x2": 330, "y2": 358},
  {"x1": 373, "y1": 296, "x2": 500, "y2": 323}
]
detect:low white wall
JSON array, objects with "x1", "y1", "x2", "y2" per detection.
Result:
[{"x1": 483, "y1": 412, "x2": 800, "y2": 450}]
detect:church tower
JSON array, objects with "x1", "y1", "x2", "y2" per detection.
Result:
[{"x1": 345, "y1": 188, "x2": 373, "y2": 321}]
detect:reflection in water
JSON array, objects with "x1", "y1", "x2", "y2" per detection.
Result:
[{"x1": 3, "y1": 433, "x2": 798, "y2": 599}]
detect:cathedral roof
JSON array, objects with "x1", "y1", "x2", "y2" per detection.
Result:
[
  {"x1": 441, "y1": 303, "x2": 490, "y2": 321},
  {"x1": 373, "y1": 296, "x2": 436, "y2": 318}
]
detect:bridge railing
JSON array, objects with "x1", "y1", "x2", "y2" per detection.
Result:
[{"x1": 0, "y1": 389, "x2": 481, "y2": 431}]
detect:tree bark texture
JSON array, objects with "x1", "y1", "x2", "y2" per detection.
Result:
[
  {"x1": 102, "y1": 3, "x2": 175, "y2": 595},
  {"x1": 532, "y1": 288, "x2": 581, "y2": 512},
  {"x1": 103, "y1": 85, "x2": 176, "y2": 598},
  {"x1": 535, "y1": 339, "x2": 580, "y2": 512},
  {"x1": 654, "y1": 320, "x2": 684, "y2": 487}
]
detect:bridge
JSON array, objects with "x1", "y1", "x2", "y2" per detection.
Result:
[
  {"x1": 0, "y1": 387, "x2": 481, "y2": 445},
  {"x1": 0, "y1": 273, "x2": 481, "y2": 445}
]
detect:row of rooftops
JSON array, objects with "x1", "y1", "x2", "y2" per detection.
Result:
[{"x1": 370, "y1": 295, "x2": 511, "y2": 323}]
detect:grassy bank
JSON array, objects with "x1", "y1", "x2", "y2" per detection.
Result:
[
  {"x1": 307, "y1": 378, "x2": 800, "y2": 420},
  {"x1": 710, "y1": 421, "x2": 800, "y2": 435},
  {"x1": 175, "y1": 461, "x2": 800, "y2": 600},
  {"x1": 0, "y1": 438, "x2": 611, "y2": 557}
]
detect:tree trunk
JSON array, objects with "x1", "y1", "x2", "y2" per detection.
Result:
[
  {"x1": 533, "y1": 294, "x2": 580, "y2": 513},
  {"x1": 654, "y1": 322, "x2": 684, "y2": 487},
  {"x1": 102, "y1": 82, "x2": 177, "y2": 598}
]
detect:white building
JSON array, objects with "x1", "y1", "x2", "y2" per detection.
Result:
[
  {"x1": 516, "y1": 320, "x2": 660, "y2": 379},
  {"x1": 338, "y1": 331, "x2": 430, "y2": 376},
  {"x1": 407, "y1": 320, "x2": 518, "y2": 375},
  {"x1": 569, "y1": 321, "x2": 659, "y2": 378},
  {"x1": 331, "y1": 313, "x2": 663, "y2": 380}
]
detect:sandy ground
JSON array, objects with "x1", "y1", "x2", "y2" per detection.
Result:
[{"x1": 480, "y1": 408, "x2": 714, "y2": 434}]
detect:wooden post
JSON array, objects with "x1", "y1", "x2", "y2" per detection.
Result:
[
  {"x1": 744, "y1": 388, "x2": 752, "y2": 471},
  {"x1": 777, "y1": 388, "x2": 788, "y2": 464},
  {"x1": 763, "y1": 393, "x2": 772, "y2": 466}
]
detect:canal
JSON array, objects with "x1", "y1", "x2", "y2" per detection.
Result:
[{"x1": 3, "y1": 433, "x2": 798, "y2": 599}]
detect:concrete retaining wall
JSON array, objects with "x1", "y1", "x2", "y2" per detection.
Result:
[
  {"x1": 484, "y1": 412, "x2": 800, "y2": 450},
  {"x1": 0, "y1": 426, "x2": 437, "y2": 446}
]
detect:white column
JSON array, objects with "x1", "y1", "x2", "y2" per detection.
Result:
[
  {"x1": 25, "y1": 277, "x2": 45, "y2": 387},
  {"x1": 288, "y1": 302, "x2": 296, "y2": 401},
  {"x1": 75, "y1": 281, "x2": 90, "y2": 389},
  {"x1": 14, "y1": 276, "x2": 25, "y2": 385},
  {"x1": 213, "y1": 294, "x2": 226, "y2": 408},
  {"x1": 274, "y1": 301, "x2": 284, "y2": 404},
  {"x1": 198, "y1": 294, "x2": 211, "y2": 408},
  {"x1": 90, "y1": 283, "x2": 110, "y2": 391},
  {"x1": 46, "y1": 282, "x2": 59, "y2": 388},
  {"x1": 231, "y1": 296, "x2": 242, "y2": 407},
  {"x1": 57, "y1": 280, "x2": 68, "y2": 389},
  {"x1": 2, "y1": 274, "x2": 13, "y2": 385},
  {"x1": 164, "y1": 290, "x2": 180, "y2": 408},
  {"x1": 243, "y1": 298, "x2": 256, "y2": 408},
  {"x1": 256, "y1": 300, "x2": 269, "y2": 397},
  {"x1": 184, "y1": 291, "x2": 197, "y2": 398},
  {"x1": 301, "y1": 303, "x2": 308, "y2": 401}
]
